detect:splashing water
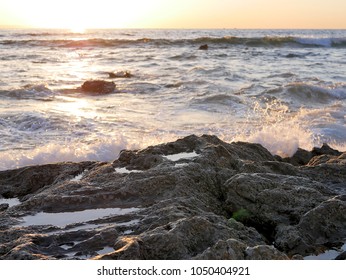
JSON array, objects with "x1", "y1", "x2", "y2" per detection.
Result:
[
  {"x1": 233, "y1": 100, "x2": 315, "y2": 157},
  {"x1": 1, "y1": 29, "x2": 345, "y2": 169}
]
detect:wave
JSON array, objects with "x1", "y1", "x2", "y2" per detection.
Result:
[
  {"x1": 2, "y1": 36, "x2": 346, "y2": 48},
  {"x1": 0, "y1": 137, "x2": 130, "y2": 171},
  {"x1": 0, "y1": 38, "x2": 153, "y2": 48},
  {"x1": 191, "y1": 36, "x2": 346, "y2": 48},
  {"x1": 285, "y1": 83, "x2": 346, "y2": 102},
  {"x1": 0, "y1": 84, "x2": 55, "y2": 101},
  {"x1": 262, "y1": 82, "x2": 346, "y2": 106}
]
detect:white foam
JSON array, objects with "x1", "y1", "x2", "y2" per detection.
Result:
[
  {"x1": 19, "y1": 207, "x2": 140, "y2": 228},
  {"x1": 233, "y1": 101, "x2": 315, "y2": 157},
  {"x1": 0, "y1": 197, "x2": 21, "y2": 207},
  {"x1": 228, "y1": 85, "x2": 345, "y2": 158},
  {"x1": 0, "y1": 137, "x2": 130, "y2": 171},
  {"x1": 295, "y1": 37, "x2": 333, "y2": 48},
  {"x1": 174, "y1": 163, "x2": 189, "y2": 168},
  {"x1": 70, "y1": 172, "x2": 85, "y2": 182},
  {"x1": 60, "y1": 244, "x2": 74, "y2": 250},
  {"x1": 245, "y1": 124, "x2": 312, "y2": 157},
  {"x1": 163, "y1": 151, "x2": 198, "y2": 161},
  {"x1": 114, "y1": 167, "x2": 143, "y2": 174}
]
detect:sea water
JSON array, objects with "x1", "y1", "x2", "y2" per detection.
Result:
[{"x1": 0, "y1": 29, "x2": 345, "y2": 170}]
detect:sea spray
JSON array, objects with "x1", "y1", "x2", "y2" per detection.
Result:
[
  {"x1": 0, "y1": 136, "x2": 130, "y2": 171},
  {"x1": 231, "y1": 100, "x2": 314, "y2": 157}
]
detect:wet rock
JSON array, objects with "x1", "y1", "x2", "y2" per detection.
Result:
[
  {"x1": 288, "y1": 148, "x2": 313, "y2": 165},
  {"x1": 0, "y1": 135, "x2": 345, "y2": 260},
  {"x1": 335, "y1": 251, "x2": 346, "y2": 260},
  {"x1": 81, "y1": 80, "x2": 115, "y2": 94},
  {"x1": 0, "y1": 161, "x2": 95, "y2": 199},
  {"x1": 312, "y1": 143, "x2": 342, "y2": 157},
  {"x1": 0, "y1": 204, "x2": 9, "y2": 211},
  {"x1": 199, "y1": 44, "x2": 208, "y2": 50},
  {"x1": 108, "y1": 71, "x2": 133, "y2": 79},
  {"x1": 283, "y1": 143, "x2": 342, "y2": 166},
  {"x1": 286, "y1": 53, "x2": 303, "y2": 58}
]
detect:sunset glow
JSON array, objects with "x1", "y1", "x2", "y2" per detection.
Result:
[
  {"x1": 1, "y1": 0, "x2": 346, "y2": 29},
  {"x1": 0, "y1": 0, "x2": 164, "y2": 29}
]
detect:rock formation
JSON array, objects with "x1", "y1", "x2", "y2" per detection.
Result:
[
  {"x1": 81, "y1": 80, "x2": 115, "y2": 94},
  {"x1": 0, "y1": 135, "x2": 345, "y2": 260}
]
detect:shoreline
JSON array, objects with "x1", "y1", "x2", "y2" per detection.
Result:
[{"x1": 1, "y1": 134, "x2": 345, "y2": 260}]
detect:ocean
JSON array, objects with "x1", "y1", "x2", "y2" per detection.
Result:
[{"x1": 0, "y1": 28, "x2": 345, "y2": 170}]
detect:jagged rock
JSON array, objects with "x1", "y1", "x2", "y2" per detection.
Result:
[
  {"x1": 283, "y1": 143, "x2": 342, "y2": 166},
  {"x1": 312, "y1": 143, "x2": 342, "y2": 157},
  {"x1": 0, "y1": 135, "x2": 345, "y2": 260},
  {"x1": 0, "y1": 161, "x2": 96, "y2": 199},
  {"x1": 81, "y1": 80, "x2": 115, "y2": 94},
  {"x1": 287, "y1": 148, "x2": 313, "y2": 165}
]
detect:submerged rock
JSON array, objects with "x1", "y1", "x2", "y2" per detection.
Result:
[
  {"x1": 108, "y1": 71, "x2": 133, "y2": 79},
  {"x1": 199, "y1": 44, "x2": 208, "y2": 50},
  {"x1": 0, "y1": 135, "x2": 345, "y2": 260}
]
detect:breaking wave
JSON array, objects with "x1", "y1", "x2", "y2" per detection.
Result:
[
  {"x1": 0, "y1": 84, "x2": 55, "y2": 101},
  {"x1": 0, "y1": 137, "x2": 131, "y2": 171},
  {"x1": 2, "y1": 36, "x2": 346, "y2": 48}
]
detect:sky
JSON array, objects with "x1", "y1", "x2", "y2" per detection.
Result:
[{"x1": 0, "y1": 0, "x2": 345, "y2": 29}]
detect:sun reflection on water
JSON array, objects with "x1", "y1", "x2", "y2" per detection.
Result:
[{"x1": 54, "y1": 96, "x2": 97, "y2": 119}]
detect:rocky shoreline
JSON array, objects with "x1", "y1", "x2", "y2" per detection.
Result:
[{"x1": 0, "y1": 135, "x2": 345, "y2": 260}]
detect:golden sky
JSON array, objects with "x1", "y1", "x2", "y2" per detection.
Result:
[{"x1": 0, "y1": 0, "x2": 345, "y2": 29}]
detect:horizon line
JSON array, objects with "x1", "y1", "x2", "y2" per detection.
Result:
[{"x1": 1, "y1": 25, "x2": 346, "y2": 30}]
